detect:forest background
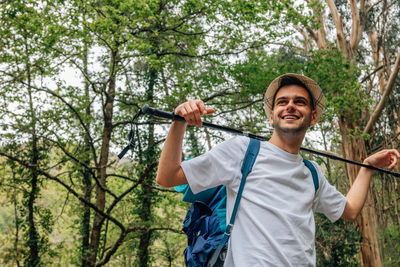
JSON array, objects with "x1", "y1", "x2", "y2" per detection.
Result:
[{"x1": 0, "y1": 0, "x2": 399, "y2": 266}]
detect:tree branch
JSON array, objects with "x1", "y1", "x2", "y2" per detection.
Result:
[
  {"x1": 95, "y1": 226, "x2": 145, "y2": 266},
  {"x1": 349, "y1": 0, "x2": 363, "y2": 50},
  {"x1": 0, "y1": 72, "x2": 99, "y2": 165},
  {"x1": 364, "y1": 50, "x2": 400, "y2": 134},
  {"x1": 105, "y1": 162, "x2": 157, "y2": 215},
  {"x1": 106, "y1": 173, "x2": 177, "y2": 193},
  {"x1": 326, "y1": 0, "x2": 348, "y2": 55},
  {"x1": 0, "y1": 151, "x2": 126, "y2": 231},
  {"x1": 361, "y1": 65, "x2": 385, "y2": 83}
]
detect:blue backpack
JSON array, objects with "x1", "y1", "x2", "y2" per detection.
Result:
[{"x1": 175, "y1": 138, "x2": 319, "y2": 267}]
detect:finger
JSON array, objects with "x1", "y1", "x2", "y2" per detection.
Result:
[
  {"x1": 388, "y1": 153, "x2": 398, "y2": 170},
  {"x1": 186, "y1": 101, "x2": 201, "y2": 126},
  {"x1": 198, "y1": 101, "x2": 215, "y2": 115},
  {"x1": 175, "y1": 103, "x2": 190, "y2": 117},
  {"x1": 174, "y1": 104, "x2": 184, "y2": 117},
  {"x1": 206, "y1": 108, "x2": 215, "y2": 114},
  {"x1": 197, "y1": 100, "x2": 207, "y2": 115},
  {"x1": 183, "y1": 104, "x2": 195, "y2": 125},
  {"x1": 189, "y1": 100, "x2": 202, "y2": 126},
  {"x1": 391, "y1": 149, "x2": 400, "y2": 158}
]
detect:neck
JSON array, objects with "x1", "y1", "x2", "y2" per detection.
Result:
[{"x1": 268, "y1": 131, "x2": 305, "y2": 154}]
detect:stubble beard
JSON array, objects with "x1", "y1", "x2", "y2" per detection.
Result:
[{"x1": 273, "y1": 113, "x2": 312, "y2": 138}]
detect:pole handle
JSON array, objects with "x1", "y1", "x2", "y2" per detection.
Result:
[
  {"x1": 142, "y1": 104, "x2": 186, "y2": 122},
  {"x1": 142, "y1": 105, "x2": 266, "y2": 140}
]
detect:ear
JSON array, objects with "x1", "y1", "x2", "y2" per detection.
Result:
[
  {"x1": 269, "y1": 110, "x2": 274, "y2": 125},
  {"x1": 310, "y1": 109, "x2": 318, "y2": 127}
]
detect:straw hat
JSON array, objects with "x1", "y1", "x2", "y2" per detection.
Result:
[{"x1": 263, "y1": 73, "x2": 325, "y2": 121}]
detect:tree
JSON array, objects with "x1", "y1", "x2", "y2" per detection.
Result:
[
  {"x1": 0, "y1": 1, "x2": 65, "y2": 265},
  {"x1": 288, "y1": 1, "x2": 400, "y2": 266},
  {"x1": 0, "y1": 1, "x2": 296, "y2": 265},
  {"x1": 4, "y1": 1, "x2": 397, "y2": 265}
]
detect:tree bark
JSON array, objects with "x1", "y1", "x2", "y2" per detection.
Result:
[
  {"x1": 81, "y1": 39, "x2": 93, "y2": 267},
  {"x1": 27, "y1": 64, "x2": 40, "y2": 267},
  {"x1": 326, "y1": 0, "x2": 348, "y2": 56},
  {"x1": 338, "y1": 119, "x2": 383, "y2": 267},
  {"x1": 367, "y1": 28, "x2": 387, "y2": 93},
  {"x1": 313, "y1": 1, "x2": 326, "y2": 50},
  {"x1": 349, "y1": 0, "x2": 365, "y2": 51},
  {"x1": 137, "y1": 67, "x2": 157, "y2": 267},
  {"x1": 12, "y1": 170, "x2": 21, "y2": 267},
  {"x1": 88, "y1": 49, "x2": 118, "y2": 266},
  {"x1": 364, "y1": 50, "x2": 400, "y2": 135}
]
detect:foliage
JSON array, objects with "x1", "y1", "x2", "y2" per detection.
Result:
[
  {"x1": 315, "y1": 213, "x2": 361, "y2": 266},
  {"x1": 382, "y1": 224, "x2": 400, "y2": 266},
  {"x1": 303, "y1": 49, "x2": 367, "y2": 125},
  {"x1": 0, "y1": 0, "x2": 398, "y2": 266}
]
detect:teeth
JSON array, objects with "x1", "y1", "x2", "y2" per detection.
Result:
[{"x1": 284, "y1": 116, "x2": 298, "y2": 119}]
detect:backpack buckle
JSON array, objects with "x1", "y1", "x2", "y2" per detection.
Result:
[{"x1": 224, "y1": 223, "x2": 234, "y2": 236}]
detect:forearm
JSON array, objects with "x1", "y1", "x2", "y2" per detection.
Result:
[
  {"x1": 156, "y1": 99, "x2": 215, "y2": 187},
  {"x1": 156, "y1": 120, "x2": 187, "y2": 187},
  {"x1": 342, "y1": 166, "x2": 373, "y2": 221},
  {"x1": 341, "y1": 148, "x2": 399, "y2": 221}
]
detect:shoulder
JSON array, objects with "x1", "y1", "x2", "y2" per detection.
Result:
[
  {"x1": 204, "y1": 136, "x2": 250, "y2": 161},
  {"x1": 307, "y1": 160, "x2": 323, "y2": 177},
  {"x1": 304, "y1": 159, "x2": 322, "y2": 191},
  {"x1": 232, "y1": 136, "x2": 250, "y2": 146},
  {"x1": 212, "y1": 136, "x2": 249, "y2": 151}
]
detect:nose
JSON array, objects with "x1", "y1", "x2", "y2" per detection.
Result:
[{"x1": 286, "y1": 100, "x2": 296, "y2": 112}]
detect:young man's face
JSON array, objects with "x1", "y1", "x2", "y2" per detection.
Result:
[{"x1": 270, "y1": 85, "x2": 317, "y2": 136}]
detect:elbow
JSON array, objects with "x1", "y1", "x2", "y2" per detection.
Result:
[
  {"x1": 344, "y1": 213, "x2": 358, "y2": 222},
  {"x1": 156, "y1": 166, "x2": 186, "y2": 188},
  {"x1": 341, "y1": 202, "x2": 359, "y2": 222},
  {"x1": 341, "y1": 212, "x2": 358, "y2": 222},
  {"x1": 156, "y1": 172, "x2": 170, "y2": 188}
]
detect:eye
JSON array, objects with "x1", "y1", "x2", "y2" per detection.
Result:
[
  {"x1": 277, "y1": 100, "x2": 287, "y2": 105},
  {"x1": 295, "y1": 99, "x2": 307, "y2": 105}
]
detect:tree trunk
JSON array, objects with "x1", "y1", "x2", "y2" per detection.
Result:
[
  {"x1": 81, "y1": 39, "x2": 93, "y2": 267},
  {"x1": 88, "y1": 49, "x2": 118, "y2": 266},
  {"x1": 27, "y1": 65, "x2": 40, "y2": 267},
  {"x1": 12, "y1": 170, "x2": 21, "y2": 267},
  {"x1": 302, "y1": 2, "x2": 385, "y2": 265},
  {"x1": 137, "y1": 68, "x2": 157, "y2": 267},
  {"x1": 339, "y1": 119, "x2": 382, "y2": 267}
]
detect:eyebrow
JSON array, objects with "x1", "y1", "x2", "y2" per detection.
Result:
[{"x1": 276, "y1": 96, "x2": 309, "y2": 102}]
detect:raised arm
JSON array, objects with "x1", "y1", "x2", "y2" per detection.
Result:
[
  {"x1": 156, "y1": 100, "x2": 215, "y2": 187},
  {"x1": 341, "y1": 149, "x2": 400, "y2": 221}
]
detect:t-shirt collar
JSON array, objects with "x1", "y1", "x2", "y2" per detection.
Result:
[{"x1": 265, "y1": 141, "x2": 303, "y2": 162}]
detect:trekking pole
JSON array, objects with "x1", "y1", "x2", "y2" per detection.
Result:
[
  {"x1": 141, "y1": 104, "x2": 268, "y2": 141},
  {"x1": 122, "y1": 105, "x2": 400, "y2": 178}
]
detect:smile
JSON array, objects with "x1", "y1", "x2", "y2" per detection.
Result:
[{"x1": 282, "y1": 115, "x2": 300, "y2": 120}]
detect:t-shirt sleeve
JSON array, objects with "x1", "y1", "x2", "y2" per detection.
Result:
[
  {"x1": 181, "y1": 136, "x2": 249, "y2": 194},
  {"x1": 312, "y1": 162, "x2": 347, "y2": 222}
]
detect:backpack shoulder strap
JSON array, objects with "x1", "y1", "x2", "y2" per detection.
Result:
[
  {"x1": 229, "y1": 138, "x2": 260, "y2": 225},
  {"x1": 303, "y1": 158, "x2": 319, "y2": 192},
  {"x1": 208, "y1": 138, "x2": 260, "y2": 267}
]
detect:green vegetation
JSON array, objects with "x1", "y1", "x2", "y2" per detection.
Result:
[{"x1": 0, "y1": 0, "x2": 399, "y2": 266}]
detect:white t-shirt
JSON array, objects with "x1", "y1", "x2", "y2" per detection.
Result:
[{"x1": 181, "y1": 136, "x2": 347, "y2": 267}]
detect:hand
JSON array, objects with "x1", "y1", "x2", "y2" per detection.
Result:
[
  {"x1": 363, "y1": 149, "x2": 400, "y2": 171},
  {"x1": 174, "y1": 100, "x2": 215, "y2": 127}
]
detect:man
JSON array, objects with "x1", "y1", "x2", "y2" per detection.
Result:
[{"x1": 156, "y1": 73, "x2": 399, "y2": 266}]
